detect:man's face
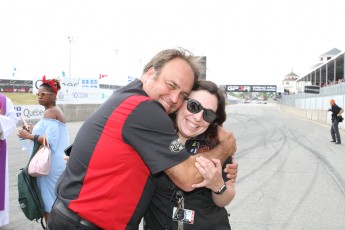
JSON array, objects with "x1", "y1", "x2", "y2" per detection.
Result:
[{"x1": 142, "y1": 58, "x2": 194, "y2": 114}]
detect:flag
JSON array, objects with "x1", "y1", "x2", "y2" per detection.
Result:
[
  {"x1": 12, "y1": 67, "x2": 17, "y2": 77},
  {"x1": 99, "y1": 74, "x2": 108, "y2": 79}
]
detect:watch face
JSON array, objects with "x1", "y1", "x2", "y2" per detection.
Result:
[{"x1": 214, "y1": 183, "x2": 227, "y2": 194}]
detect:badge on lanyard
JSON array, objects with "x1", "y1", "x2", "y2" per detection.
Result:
[{"x1": 172, "y1": 191, "x2": 195, "y2": 225}]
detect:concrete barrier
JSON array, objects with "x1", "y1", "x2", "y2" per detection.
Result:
[
  {"x1": 280, "y1": 104, "x2": 345, "y2": 131},
  {"x1": 58, "y1": 104, "x2": 101, "y2": 122},
  {"x1": 20, "y1": 104, "x2": 100, "y2": 125}
]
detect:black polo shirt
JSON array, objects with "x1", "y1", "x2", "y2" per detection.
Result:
[{"x1": 144, "y1": 136, "x2": 232, "y2": 230}]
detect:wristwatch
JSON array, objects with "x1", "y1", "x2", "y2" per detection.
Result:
[{"x1": 213, "y1": 182, "x2": 227, "y2": 195}]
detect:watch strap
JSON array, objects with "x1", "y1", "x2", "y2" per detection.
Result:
[{"x1": 213, "y1": 182, "x2": 227, "y2": 195}]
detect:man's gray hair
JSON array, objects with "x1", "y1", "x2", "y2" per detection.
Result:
[{"x1": 142, "y1": 48, "x2": 205, "y2": 84}]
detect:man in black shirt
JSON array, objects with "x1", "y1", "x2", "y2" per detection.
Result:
[{"x1": 328, "y1": 99, "x2": 344, "y2": 144}]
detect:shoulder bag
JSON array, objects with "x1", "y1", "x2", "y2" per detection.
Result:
[{"x1": 28, "y1": 135, "x2": 51, "y2": 177}]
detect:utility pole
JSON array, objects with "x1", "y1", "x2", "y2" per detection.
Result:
[
  {"x1": 68, "y1": 36, "x2": 74, "y2": 77},
  {"x1": 114, "y1": 49, "x2": 119, "y2": 89}
]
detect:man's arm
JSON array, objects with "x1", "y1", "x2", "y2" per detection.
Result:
[{"x1": 164, "y1": 127, "x2": 236, "y2": 191}]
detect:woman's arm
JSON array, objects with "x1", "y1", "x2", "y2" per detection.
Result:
[
  {"x1": 211, "y1": 180, "x2": 235, "y2": 207},
  {"x1": 17, "y1": 129, "x2": 45, "y2": 145}
]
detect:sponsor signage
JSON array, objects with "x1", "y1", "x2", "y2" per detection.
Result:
[
  {"x1": 14, "y1": 105, "x2": 45, "y2": 120},
  {"x1": 225, "y1": 85, "x2": 277, "y2": 92},
  {"x1": 33, "y1": 77, "x2": 114, "y2": 104},
  {"x1": 304, "y1": 85, "x2": 320, "y2": 94},
  {"x1": 0, "y1": 79, "x2": 33, "y2": 92}
]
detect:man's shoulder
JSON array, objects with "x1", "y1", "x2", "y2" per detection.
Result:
[{"x1": 335, "y1": 104, "x2": 342, "y2": 110}]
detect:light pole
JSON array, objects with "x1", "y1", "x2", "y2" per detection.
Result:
[
  {"x1": 114, "y1": 49, "x2": 119, "y2": 89},
  {"x1": 68, "y1": 36, "x2": 74, "y2": 77}
]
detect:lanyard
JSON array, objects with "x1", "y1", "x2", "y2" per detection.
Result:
[{"x1": 174, "y1": 191, "x2": 184, "y2": 230}]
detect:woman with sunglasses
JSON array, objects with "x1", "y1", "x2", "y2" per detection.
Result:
[
  {"x1": 18, "y1": 76, "x2": 70, "y2": 222},
  {"x1": 144, "y1": 80, "x2": 235, "y2": 230}
]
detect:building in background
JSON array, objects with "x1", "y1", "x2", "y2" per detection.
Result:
[
  {"x1": 318, "y1": 48, "x2": 342, "y2": 64},
  {"x1": 296, "y1": 48, "x2": 345, "y2": 91},
  {"x1": 282, "y1": 71, "x2": 299, "y2": 94}
]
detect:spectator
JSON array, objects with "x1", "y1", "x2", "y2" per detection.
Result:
[
  {"x1": 328, "y1": 99, "x2": 344, "y2": 144},
  {"x1": 18, "y1": 76, "x2": 70, "y2": 222}
]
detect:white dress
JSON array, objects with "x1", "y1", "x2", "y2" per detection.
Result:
[{"x1": 0, "y1": 96, "x2": 18, "y2": 227}]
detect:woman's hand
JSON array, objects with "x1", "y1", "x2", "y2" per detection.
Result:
[
  {"x1": 223, "y1": 156, "x2": 238, "y2": 183},
  {"x1": 191, "y1": 156, "x2": 224, "y2": 192},
  {"x1": 17, "y1": 129, "x2": 31, "y2": 139},
  {"x1": 27, "y1": 123, "x2": 33, "y2": 132}
]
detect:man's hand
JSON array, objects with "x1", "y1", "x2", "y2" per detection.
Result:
[
  {"x1": 224, "y1": 156, "x2": 238, "y2": 183},
  {"x1": 217, "y1": 126, "x2": 237, "y2": 158}
]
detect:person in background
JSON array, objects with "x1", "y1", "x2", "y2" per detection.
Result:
[
  {"x1": 47, "y1": 48, "x2": 236, "y2": 230},
  {"x1": 0, "y1": 94, "x2": 18, "y2": 227},
  {"x1": 18, "y1": 76, "x2": 69, "y2": 222},
  {"x1": 144, "y1": 80, "x2": 235, "y2": 230},
  {"x1": 328, "y1": 99, "x2": 344, "y2": 144}
]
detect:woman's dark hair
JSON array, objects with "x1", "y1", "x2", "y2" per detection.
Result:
[
  {"x1": 170, "y1": 80, "x2": 227, "y2": 148},
  {"x1": 192, "y1": 80, "x2": 226, "y2": 148}
]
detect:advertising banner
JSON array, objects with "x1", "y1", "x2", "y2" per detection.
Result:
[
  {"x1": 225, "y1": 85, "x2": 277, "y2": 92},
  {"x1": 0, "y1": 79, "x2": 33, "y2": 92},
  {"x1": 14, "y1": 105, "x2": 45, "y2": 120},
  {"x1": 304, "y1": 85, "x2": 320, "y2": 94},
  {"x1": 33, "y1": 77, "x2": 114, "y2": 104}
]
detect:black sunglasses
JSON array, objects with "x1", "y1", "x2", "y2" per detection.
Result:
[{"x1": 186, "y1": 98, "x2": 217, "y2": 123}]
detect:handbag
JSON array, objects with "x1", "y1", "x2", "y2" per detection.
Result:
[
  {"x1": 28, "y1": 135, "x2": 51, "y2": 177},
  {"x1": 17, "y1": 135, "x2": 46, "y2": 228}
]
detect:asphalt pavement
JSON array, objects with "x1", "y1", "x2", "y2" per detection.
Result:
[
  {"x1": 2, "y1": 104, "x2": 345, "y2": 230},
  {"x1": 224, "y1": 104, "x2": 345, "y2": 230}
]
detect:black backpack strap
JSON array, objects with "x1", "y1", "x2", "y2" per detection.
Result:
[{"x1": 41, "y1": 217, "x2": 46, "y2": 229}]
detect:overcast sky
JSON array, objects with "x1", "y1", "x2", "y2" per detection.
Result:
[{"x1": 1, "y1": 0, "x2": 345, "y2": 86}]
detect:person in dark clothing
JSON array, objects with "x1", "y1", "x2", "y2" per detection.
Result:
[
  {"x1": 144, "y1": 80, "x2": 235, "y2": 230},
  {"x1": 328, "y1": 99, "x2": 344, "y2": 144}
]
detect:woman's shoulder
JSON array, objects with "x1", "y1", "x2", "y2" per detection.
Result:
[
  {"x1": 40, "y1": 117, "x2": 66, "y2": 126},
  {"x1": 43, "y1": 106, "x2": 65, "y2": 123}
]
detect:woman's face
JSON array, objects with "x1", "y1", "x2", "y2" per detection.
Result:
[
  {"x1": 176, "y1": 90, "x2": 218, "y2": 141},
  {"x1": 37, "y1": 86, "x2": 55, "y2": 106}
]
